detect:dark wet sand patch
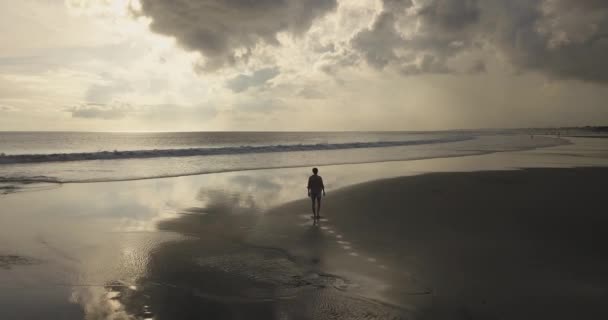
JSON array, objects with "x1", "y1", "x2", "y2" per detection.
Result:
[
  {"x1": 288, "y1": 167, "x2": 608, "y2": 319},
  {"x1": 93, "y1": 167, "x2": 608, "y2": 319}
]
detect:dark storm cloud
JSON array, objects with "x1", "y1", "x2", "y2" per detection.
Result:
[
  {"x1": 351, "y1": 12, "x2": 403, "y2": 69},
  {"x1": 491, "y1": 0, "x2": 608, "y2": 83},
  {"x1": 136, "y1": 0, "x2": 337, "y2": 71},
  {"x1": 349, "y1": 0, "x2": 608, "y2": 83},
  {"x1": 226, "y1": 67, "x2": 280, "y2": 93},
  {"x1": 416, "y1": 0, "x2": 480, "y2": 30},
  {"x1": 135, "y1": 0, "x2": 608, "y2": 83},
  {"x1": 352, "y1": 0, "x2": 481, "y2": 74}
]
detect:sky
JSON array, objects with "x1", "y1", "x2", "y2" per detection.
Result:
[{"x1": 1, "y1": 0, "x2": 607, "y2": 131}]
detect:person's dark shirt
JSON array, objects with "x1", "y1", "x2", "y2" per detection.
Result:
[{"x1": 308, "y1": 175, "x2": 324, "y2": 194}]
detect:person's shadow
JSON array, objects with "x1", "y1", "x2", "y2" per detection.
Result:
[{"x1": 302, "y1": 222, "x2": 324, "y2": 266}]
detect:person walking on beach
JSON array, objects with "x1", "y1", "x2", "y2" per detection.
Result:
[{"x1": 307, "y1": 167, "x2": 325, "y2": 220}]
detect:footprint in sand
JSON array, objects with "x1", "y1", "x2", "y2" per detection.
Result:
[{"x1": 317, "y1": 222, "x2": 390, "y2": 272}]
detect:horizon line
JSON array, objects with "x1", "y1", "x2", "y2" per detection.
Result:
[{"x1": 0, "y1": 125, "x2": 606, "y2": 134}]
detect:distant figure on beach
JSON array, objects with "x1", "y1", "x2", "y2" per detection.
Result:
[{"x1": 307, "y1": 167, "x2": 325, "y2": 220}]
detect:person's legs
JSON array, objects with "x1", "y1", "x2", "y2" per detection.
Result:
[
  {"x1": 315, "y1": 197, "x2": 322, "y2": 218},
  {"x1": 311, "y1": 196, "x2": 316, "y2": 216}
]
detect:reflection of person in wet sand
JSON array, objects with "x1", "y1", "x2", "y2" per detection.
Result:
[{"x1": 307, "y1": 167, "x2": 326, "y2": 220}]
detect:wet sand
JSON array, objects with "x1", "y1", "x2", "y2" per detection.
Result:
[
  {"x1": 264, "y1": 167, "x2": 608, "y2": 319},
  {"x1": 0, "y1": 138, "x2": 607, "y2": 319},
  {"x1": 104, "y1": 167, "x2": 608, "y2": 320}
]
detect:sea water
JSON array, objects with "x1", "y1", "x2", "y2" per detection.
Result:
[{"x1": 0, "y1": 131, "x2": 566, "y2": 188}]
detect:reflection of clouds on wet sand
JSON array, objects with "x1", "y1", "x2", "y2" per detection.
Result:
[
  {"x1": 70, "y1": 285, "x2": 132, "y2": 320},
  {"x1": 97, "y1": 175, "x2": 415, "y2": 319},
  {"x1": 115, "y1": 231, "x2": 410, "y2": 319}
]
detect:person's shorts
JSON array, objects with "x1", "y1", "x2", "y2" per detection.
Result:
[{"x1": 310, "y1": 192, "x2": 322, "y2": 201}]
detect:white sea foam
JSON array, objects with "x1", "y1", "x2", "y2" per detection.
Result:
[
  {"x1": 0, "y1": 133, "x2": 569, "y2": 189},
  {"x1": 0, "y1": 137, "x2": 471, "y2": 164}
]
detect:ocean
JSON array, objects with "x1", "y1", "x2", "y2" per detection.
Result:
[{"x1": 0, "y1": 131, "x2": 566, "y2": 188}]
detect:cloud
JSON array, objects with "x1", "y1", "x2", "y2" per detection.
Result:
[
  {"x1": 346, "y1": 0, "x2": 608, "y2": 83},
  {"x1": 0, "y1": 104, "x2": 17, "y2": 112},
  {"x1": 85, "y1": 77, "x2": 131, "y2": 104},
  {"x1": 351, "y1": 12, "x2": 403, "y2": 70},
  {"x1": 138, "y1": 104, "x2": 218, "y2": 123},
  {"x1": 136, "y1": 0, "x2": 338, "y2": 71},
  {"x1": 67, "y1": 102, "x2": 218, "y2": 123},
  {"x1": 233, "y1": 98, "x2": 285, "y2": 114},
  {"x1": 132, "y1": 0, "x2": 608, "y2": 83},
  {"x1": 416, "y1": 0, "x2": 480, "y2": 30},
  {"x1": 467, "y1": 59, "x2": 486, "y2": 74},
  {"x1": 68, "y1": 102, "x2": 133, "y2": 120},
  {"x1": 225, "y1": 67, "x2": 280, "y2": 93},
  {"x1": 351, "y1": 0, "x2": 481, "y2": 74},
  {"x1": 0, "y1": 43, "x2": 144, "y2": 74},
  {"x1": 296, "y1": 87, "x2": 325, "y2": 99},
  {"x1": 491, "y1": 0, "x2": 608, "y2": 83},
  {"x1": 316, "y1": 45, "x2": 360, "y2": 74}
]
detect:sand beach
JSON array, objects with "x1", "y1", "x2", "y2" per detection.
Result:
[{"x1": 0, "y1": 137, "x2": 607, "y2": 319}]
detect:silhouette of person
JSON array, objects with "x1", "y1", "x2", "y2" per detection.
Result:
[{"x1": 307, "y1": 167, "x2": 325, "y2": 219}]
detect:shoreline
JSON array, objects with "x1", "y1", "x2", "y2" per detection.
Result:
[{"x1": 0, "y1": 134, "x2": 570, "y2": 188}]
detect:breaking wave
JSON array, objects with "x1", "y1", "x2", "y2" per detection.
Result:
[{"x1": 0, "y1": 137, "x2": 472, "y2": 165}]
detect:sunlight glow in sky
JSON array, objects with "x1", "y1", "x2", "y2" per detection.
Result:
[{"x1": 1, "y1": 0, "x2": 607, "y2": 131}]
